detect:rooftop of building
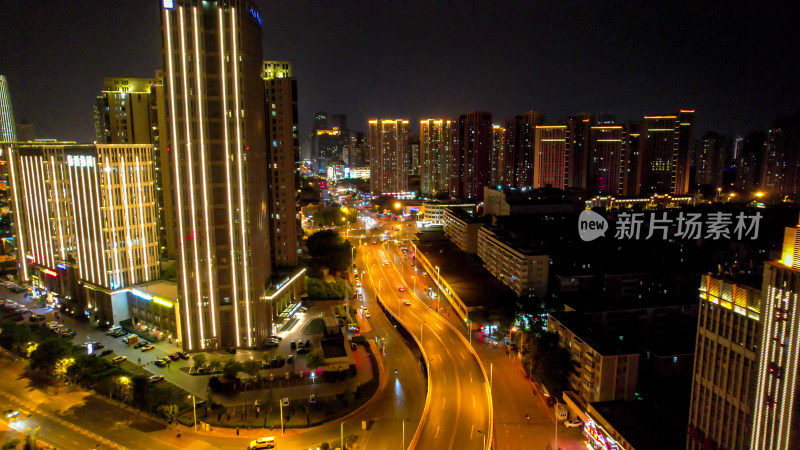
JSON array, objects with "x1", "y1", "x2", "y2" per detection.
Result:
[
  {"x1": 707, "y1": 271, "x2": 763, "y2": 291},
  {"x1": 131, "y1": 280, "x2": 178, "y2": 301},
  {"x1": 485, "y1": 185, "x2": 579, "y2": 206},
  {"x1": 479, "y1": 226, "x2": 547, "y2": 256},
  {"x1": 444, "y1": 206, "x2": 486, "y2": 224},
  {"x1": 549, "y1": 311, "x2": 642, "y2": 356},
  {"x1": 589, "y1": 401, "x2": 686, "y2": 450},
  {"x1": 413, "y1": 232, "x2": 518, "y2": 307}
]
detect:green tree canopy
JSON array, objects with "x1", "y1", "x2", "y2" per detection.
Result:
[
  {"x1": 29, "y1": 338, "x2": 71, "y2": 374},
  {"x1": 305, "y1": 348, "x2": 325, "y2": 370}
]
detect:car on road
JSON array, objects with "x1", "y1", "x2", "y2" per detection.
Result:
[
  {"x1": 112, "y1": 356, "x2": 127, "y2": 364},
  {"x1": 148, "y1": 375, "x2": 164, "y2": 384},
  {"x1": 141, "y1": 344, "x2": 155, "y2": 352},
  {"x1": 248, "y1": 437, "x2": 276, "y2": 450},
  {"x1": 371, "y1": 241, "x2": 377, "y2": 245},
  {"x1": 168, "y1": 353, "x2": 180, "y2": 361},
  {"x1": 4, "y1": 410, "x2": 19, "y2": 418},
  {"x1": 564, "y1": 419, "x2": 582, "y2": 428},
  {"x1": 350, "y1": 342, "x2": 357, "y2": 350},
  {"x1": 403, "y1": 299, "x2": 412, "y2": 306},
  {"x1": 398, "y1": 286, "x2": 405, "y2": 292},
  {"x1": 364, "y1": 311, "x2": 371, "y2": 318},
  {"x1": 177, "y1": 351, "x2": 190, "y2": 360},
  {"x1": 383, "y1": 261, "x2": 390, "y2": 266},
  {"x1": 100, "y1": 349, "x2": 113, "y2": 357}
]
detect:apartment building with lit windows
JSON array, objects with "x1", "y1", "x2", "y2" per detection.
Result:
[
  {"x1": 533, "y1": 125, "x2": 568, "y2": 189},
  {"x1": 548, "y1": 312, "x2": 640, "y2": 409},
  {"x1": 687, "y1": 275, "x2": 761, "y2": 450},
  {"x1": 588, "y1": 125, "x2": 624, "y2": 195},
  {"x1": 421, "y1": 201, "x2": 475, "y2": 227},
  {"x1": 419, "y1": 119, "x2": 454, "y2": 196},
  {"x1": 442, "y1": 207, "x2": 484, "y2": 253},
  {"x1": 369, "y1": 119, "x2": 409, "y2": 195},
  {"x1": 639, "y1": 110, "x2": 694, "y2": 195},
  {"x1": 263, "y1": 61, "x2": 300, "y2": 268},
  {"x1": 476, "y1": 226, "x2": 549, "y2": 297}
]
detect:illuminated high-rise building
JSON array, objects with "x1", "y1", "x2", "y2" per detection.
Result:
[
  {"x1": 160, "y1": 0, "x2": 279, "y2": 350},
  {"x1": 491, "y1": 124, "x2": 506, "y2": 187},
  {"x1": 587, "y1": 125, "x2": 624, "y2": 194},
  {"x1": 0, "y1": 75, "x2": 16, "y2": 142},
  {"x1": 688, "y1": 275, "x2": 761, "y2": 450},
  {"x1": 750, "y1": 224, "x2": 800, "y2": 449},
  {"x1": 369, "y1": 119, "x2": 409, "y2": 195},
  {"x1": 452, "y1": 111, "x2": 492, "y2": 201},
  {"x1": 695, "y1": 131, "x2": 726, "y2": 190},
  {"x1": 92, "y1": 75, "x2": 175, "y2": 260},
  {"x1": 621, "y1": 121, "x2": 642, "y2": 195},
  {"x1": 639, "y1": 110, "x2": 694, "y2": 194},
  {"x1": 533, "y1": 125, "x2": 567, "y2": 189},
  {"x1": 565, "y1": 114, "x2": 593, "y2": 189},
  {"x1": 420, "y1": 119, "x2": 454, "y2": 196},
  {"x1": 3, "y1": 142, "x2": 160, "y2": 324},
  {"x1": 761, "y1": 116, "x2": 800, "y2": 199},
  {"x1": 263, "y1": 61, "x2": 299, "y2": 267},
  {"x1": 507, "y1": 111, "x2": 545, "y2": 188}
]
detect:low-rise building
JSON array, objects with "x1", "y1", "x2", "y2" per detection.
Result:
[
  {"x1": 585, "y1": 401, "x2": 686, "y2": 450},
  {"x1": 483, "y1": 185, "x2": 580, "y2": 216},
  {"x1": 442, "y1": 207, "x2": 484, "y2": 253},
  {"x1": 421, "y1": 201, "x2": 475, "y2": 227},
  {"x1": 548, "y1": 312, "x2": 640, "y2": 410},
  {"x1": 477, "y1": 226, "x2": 549, "y2": 297},
  {"x1": 128, "y1": 280, "x2": 181, "y2": 344}
]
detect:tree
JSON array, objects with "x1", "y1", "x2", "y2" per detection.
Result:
[
  {"x1": 307, "y1": 230, "x2": 352, "y2": 272},
  {"x1": 241, "y1": 359, "x2": 261, "y2": 378},
  {"x1": 193, "y1": 352, "x2": 207, "y2": 368},
  {"x1": 305, "y1": 348, "x2": 325, "y2": 370},
  {"x1": 341, "y1": 389, "x2": 355, "y2": 406},
  {"x1": 29, "y1": 339, "x2": 71, "y2": 375},
  {"x1": 131, "y1": 375, "x2": 151, "y2": 410},
  {"x1": 526, "y1": 332, "x2": 573, "y2": 397},
  {"x1": 222, "y1": 359, "x2": 241, "y2": 379}
]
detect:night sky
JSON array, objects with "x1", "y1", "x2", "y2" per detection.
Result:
[{"x1": 1, "y1": 1, "x2": 798, "y2": 142}]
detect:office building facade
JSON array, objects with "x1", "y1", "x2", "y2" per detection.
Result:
[
  {"x1": 452, "y1": 111, "x2": 493, "y2": 201},
  {"x1": 588, "y1": 125, "x2": 624, "y2": 195},
  {"x1": 491, "y1": 124, "x2": 506, "y2": 187},
  {"x1": 161, "y1": 0, "x2": 273, "y2": 350},
  {"x1": 534, "y1": 125, "x2": 568, "y2": 189},
  {"x1": 639, "y1": 110, "x2": 694, "y2": 195},
  {"x1": 688, "y1": 275, "x2": 761, "y2": 450},
  {"x1": 0, "y1": 75, "x2": 16, "y2": 142}
]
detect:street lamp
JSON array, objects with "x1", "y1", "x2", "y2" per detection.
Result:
[
  {"x1": 188, "y1": 394, "x2": 197, "y2": 431},
  {"x1": 341, "y1": 421, "x2": 346, "y2": 450}
]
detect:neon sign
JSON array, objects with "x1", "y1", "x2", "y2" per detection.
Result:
[
  {"x1": 42, "y1": 269, "x2": 58, "y2": 277},
  {"x1": 249, "y1": 7, "x2": 262, "y2": 26},
  {"x1": 585, "y1": 420, "x2": 620, "y2": 450},
  {"x1": 57, "y1": 264, "x2": 67, "y2": 270},
  {"x1": 163, "y1": 0, "x2": 174, "y2": 8}
]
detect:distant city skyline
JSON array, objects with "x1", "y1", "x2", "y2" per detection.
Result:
[{"x1": 1, "y1": 1, "x2": 799, "y2": 142}]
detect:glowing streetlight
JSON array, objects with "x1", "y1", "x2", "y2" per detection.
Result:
[
  {"x1": 394, "y1": 202, "x2": 401, "y2": 209},
  {"x1": 756, "y1": 192, "x2": 765, "y2": 198}
]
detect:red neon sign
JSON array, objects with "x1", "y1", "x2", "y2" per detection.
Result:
[{"x1": 42, "y1": 269, "x2": 58, "y2": 277}]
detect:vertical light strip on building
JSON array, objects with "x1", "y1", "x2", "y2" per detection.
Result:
[
  {"x1": 135, "y1": 155, "x2": 150, "y2": 281},
  {"x1": 49, "y1": 156, "x2": 66, "y2": 260},
  {"x1": 752, "y1": 285, "x2": 775, "y2": 447},
  {"x1": 80, "y1": 161, "x2": 99, "y2": 283},
  {"x1": 77, "y1": 164, "x2": 93, "y2": 282},
  {"x1": 194, "y1": 7, "x2": 217, "y2": 338},
  {"x1": 219, "y1": 8, "x2": 241, "y2": 347},
  {"x1": 66, "y1": 163, "x2": 83, "y2": 278},
  {"x1": 119, "y1": 154, "x2": 136, "y2": 286},
  {"x1": 783, "y1": 291, "x2": 800, "y2": 448},
  {"x1": 165, "y1": 8, "x2": 193, "y2": 350},
  {"x1": 85, "y1": 159, "x2": 102, "y2": 284},
  {"x1": 231, "y1": 8, "x2": 253, "y2": 346},
  {"x1": 179, "y1": 7, "x2": 205, "y2": 346},
  {"x1": 104, "y1": 157, "x2": 122, "y2": 289},
  {"x1": 33, "y1": 157, "x2": 55, "y2": 267},
  {"x1": 91, "y1": 156, "x2": 108, "y2": 286},
  {"x1": 21, "y1": 158, "x2": 43, "y2": 266},
  {"x1": 6, "y1": 148, "x2": 28, "y2": 279}
]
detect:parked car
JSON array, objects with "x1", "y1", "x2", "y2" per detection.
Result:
[
  {"x1": 141, "y1": 345, "x2": 155, "y2": 352},
  {"x1": 264, "y1": 341, "x2": 279, "y2": 348},
  {"x1": 148, "y1": 375, "x2": 164, "y2": 384},
  {"x1": 267, "y1": 335, "x2": 283, "y2": 341},
  {"x1": 297, "y1": 342, "x2": 305, "y2": 351},
  {"x1": 309, "y1": 394, "x2": 316, "y2": 404},
  {"x1": 286, "y1": 355, "x2": 293, "y2": 364},
  {"x1": 112, "y1": 356, "x2": 126, "y2": 364},
  {"x1": 281, "y1": 398, "x2": 289, "y2": 407},
  {"x1": 100, "y1": 349, "x2": 113, "y2": 357},
  {"x1": 168, "y1": 353, "x2": 180, "y2": 361},
  {"x1": 133, "y1": 340, "x2": 147, "y2": 349},
  {"x1": 225, "y1": 347, "x2": 237, "y2": 354},
  {"x1": 350, "y1": 342, "x2": 358, "y2": 350},
  {"x1": 290, "y1": 341, "x2": 297, "y2": 350},
  {"x1": 564, "y1": 419, "x2": 582, "y2": 428}
]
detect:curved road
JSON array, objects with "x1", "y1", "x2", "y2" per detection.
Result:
[{"x1": 361, "y1": 235, "x2": 493, "y2": 450}]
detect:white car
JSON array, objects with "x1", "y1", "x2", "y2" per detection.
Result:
[
  {"x1": 364, "y1": 311, "x2": 371, "y2": 318},
  {"x1": 564, "y1": 419, "x2": 582, "y2": 428},
  {"x1": 249, "y1": 437, "x2": 275, "y2": 449},
  {"x1": 403, "y1": 299, "x2": 411, "y2": 306}
]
